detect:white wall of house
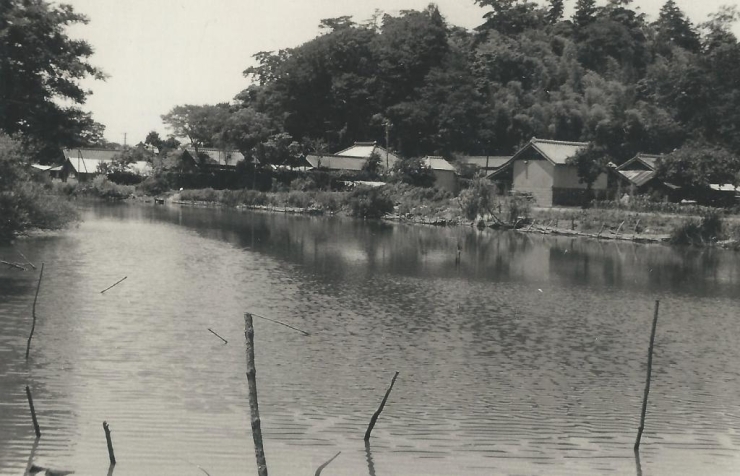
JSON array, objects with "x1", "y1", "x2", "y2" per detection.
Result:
[{"x1": 512, "y1": 158, "x2": 555, "y2": 206}]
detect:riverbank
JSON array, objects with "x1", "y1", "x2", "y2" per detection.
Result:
[
  {"x1": 51, "y1": 178, "x2": 740, "y2": 250},
  {"x1": 154, "y1": 186, "x2": 740, "y2": 250}
]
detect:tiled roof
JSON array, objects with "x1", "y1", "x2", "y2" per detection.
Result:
[
  {"x1": 305, "y1": 154, "x2": 366, "y2": 171},
  {"x1": 526, "y1": 138, "x2": 589, "y2": 165},
  {"x1": 63, "y1": 149, "x2": 151, "y2": 175},
  {"x1": 617, "y1": 169, "x2": 656, "y2": 187},
  {"x1": 422, "y1": 156, "x2": 456, "y2": 171},
  {"x1": 457, "y1": 156, "x2": 512, "y2": 169},
  {"x1": 334, "y1": 142, "x2": 400, "y2": 167},
  {"x1": 617, "y1": 153, "x2": 662, "y2": 172}
]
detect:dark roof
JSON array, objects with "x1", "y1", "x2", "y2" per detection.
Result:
[
  {"x1": 457, "y1": 156, "x2": 512, "y2": 169},
  {"x1": 617, "y1": 153, "x2": 662, "y2": 172},
  {"x1": 617, "y1": 169, "x2": 656, "y2": 187}
]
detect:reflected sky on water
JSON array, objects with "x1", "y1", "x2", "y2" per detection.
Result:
[{"x1": 1, "y1": 203, "x2": 739, "y2": 475}]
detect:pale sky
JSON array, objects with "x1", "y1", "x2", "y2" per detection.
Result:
[{"x1": 61, "y1": 0, "x2": 740, "y2": 145}]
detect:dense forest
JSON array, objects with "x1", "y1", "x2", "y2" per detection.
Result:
[{"x1": 158, "y1": 0, "x2": 740, "y2": 191}]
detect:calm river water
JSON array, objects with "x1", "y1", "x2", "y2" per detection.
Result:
[{"x1": 1, "y1": 203, "x2": 740, "y2": 475}]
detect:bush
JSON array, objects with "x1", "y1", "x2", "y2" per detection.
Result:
[
  {"x1": 137, "y1": 174, "x2": 171, "y2": 196},
  {"x1": 457, "y1": 179, "x2": 493, "y2": 220},
  {"x1": 313, "y1": 191, "x2": 343, "y2": 212},
  {"x1": 347, "y1": 186, "x2": 394, "y2": 218},
  {"x1": 392, "y1": 157, "x2": 436, "y2": 188},
  {"x1": 287, "y1": 190, "x2": 312, "y2": 208},
  {"x1": 670, "y1": 211, "x2": 725, "y2": 245},
  {"x1": 290, "y1": 176, "x2": 318, "y2": 191}
]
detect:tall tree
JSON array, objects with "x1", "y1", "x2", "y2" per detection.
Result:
[
  {"x1": 654, "y1": 0, "x2": 700, "y2": 53},
  {"x1": 161, "y1": 104, "x2": 231, "y2": 153},
  {"x1": 475, "y1": 0, "x2": 546, "y2": 36},
  {"x1": 573, "y1": 0, "x2": 598, "y2": 29},
  {"x1": 546, "y1": 0, "x2": 565, "y2": 24},
  {"x1": 0, "y1": 0, "x2": 105, "y2": 153}
]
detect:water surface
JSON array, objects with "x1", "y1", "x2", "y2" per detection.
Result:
[{"x1": 1, "y1": 203, "x2": 739, "y2": 475}]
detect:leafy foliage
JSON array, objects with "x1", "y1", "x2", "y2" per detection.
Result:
[
  {"x1": 392, "y1": 157, "x2": 436, "y2": 188},
  {"x1": 159, "y1": 1, "x2": 740, "y2": 193},
  {"x1": 0, "y1": 0, "x2": 106, "y2": 156}
]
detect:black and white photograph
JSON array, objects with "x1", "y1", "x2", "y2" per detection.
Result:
[{"x1": 2, "y1": 0, "x2": 740, "y2": 474}]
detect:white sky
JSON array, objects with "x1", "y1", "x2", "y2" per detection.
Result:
[{"x1": 61, "y1": 0, "x2": 740, "y2": 145}]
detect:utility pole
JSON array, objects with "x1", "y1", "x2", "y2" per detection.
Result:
[{"x1": 123, "y1": 133, "x2": 127, "y2": 147}]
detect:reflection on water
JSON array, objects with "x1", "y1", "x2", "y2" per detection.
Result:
[{"x1": 1, "y1": 202, "x2": 740, "y2": 475}]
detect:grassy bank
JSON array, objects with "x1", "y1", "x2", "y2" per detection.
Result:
[{"x1": 53, "y1": 176, "x2": 740, "y2": 250}]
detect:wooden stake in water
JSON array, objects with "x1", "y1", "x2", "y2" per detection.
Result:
[
  {"x1": 26, "y1": 385, "x2": 41, "y2": 438},
  {"x1": 103, "y1": 421, "x2": 116, "y2": 465},
  {"x1": 100, "y1": 276, "x2": 127, "y2": 294},
  {"x1": 26, "y1": 263, "x2": 44, "y2": 360},
  {"x1": 634, "y1": 300, "x2": 660, "y2": 452},
  {"x1": 314, "y1": 451, "x2": 341, "y2": 476},
  {"x1": 364, "y1": 371, "x2": 399, "y2": 441},
  {"x1": 244, "y1": 313, "x2": 268, "y2": 476}
]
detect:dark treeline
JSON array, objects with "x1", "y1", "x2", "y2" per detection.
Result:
[{"x1": 160, "y1": 0, "x2": 740, "y2": 191}]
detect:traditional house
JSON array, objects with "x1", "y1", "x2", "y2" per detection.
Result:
[
  {"x1": 61, "y1": 148, "x2": 152, "y2": 182},
  {"x1": 457, "y1": 155, "x2": 512, "y2": 175},
  {"x1": 422, "y1": 156, "x2": 458, "y2": 193},
  {"x1": 491, "y1": 138, "x2": 608, "y2": 207},
  {"x1": 182, "y1": 148, "x2": 246, "y2": 171},
  {"x1": 305, "y1": 141, "x2": 400, "y2": 172},
  {"x1": 30, "y1": 164, "x2": 63, "y2": 180},
  {"x1": 615, "y1": 153, "x2": 680, "y2": 201}
]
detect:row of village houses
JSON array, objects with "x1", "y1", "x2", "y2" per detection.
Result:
[{"x1": 36, "y1": 138, "x2": 738, "y2": 207}]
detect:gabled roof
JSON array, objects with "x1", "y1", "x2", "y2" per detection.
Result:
[
  {"x1": 516, "y1": 138, "x2": 589, "y2": 165},
  {"x1": 617, "y1": 153, "x2": 662, "y2": 172},
  {"x1": 422, "y1": 156, "x2": 456, "y2": 171},
  {"x1": 617, "y1": 169, "x2": 656, "y2": 187},
  {"x1": 334, "y1": 141, "x2": 400, "y2": 167},
  {"x1": 305, "y1": 154, "x2": 366, "y2": 171},
  {"x1": 62, "y1": 149, "x2": 152, "y2": 176},
  {"x1": 457, "y1": 156, "x2": 512, "y2": 169},
  {"x1": 62, "y1": 148, "x2": 120, "y2": 173}
]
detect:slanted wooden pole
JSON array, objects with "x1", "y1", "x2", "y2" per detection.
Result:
[
  {"x1": 100, "y1": 276, "x2": 127, "y2": 294},
  {"x1": 244, "y1": 313, "x2": 268, "y2": 476},
  {"x1": 26, "y1": 263, "x2": 44, "y2": 360},
  {"x1": 364, "y1": 371, "x2": 399, "y2": 441},
  {"x1": 314, "y1": 451, "x2": 341, "y2": 476},
  {"x1": 615, "y1": 220, "x2": 625, "y2": 237},
  {"x1": 634, "y1": 300, "x2": 660, "y2": 452},
  {"x1": 633, "y1": 219, "x2": 641, "y2": 240},
  {"x1": 25, "y1": 386, "x2": 41, "y2": 438},
  {"x1": 103, "y1": 421, "x2": 116, "y2": 465}
]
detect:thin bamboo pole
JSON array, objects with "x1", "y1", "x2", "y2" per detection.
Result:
[
  {"x1": 207, "y1": 328, "x2": 228, "y2": 344},
  {"x1": 634, "y1": 300, "x2": 660, "y2": 452},
  {"x1": 100, "y1": 276, "x2": 127, "y2": 294},
  {"x1": 103, "y1": 421, "x2": 116, "y2": 465},
  {"x1": 244, "y1": 313, "x2": 268, "y2": 476},
  {"x1": 314, "y1": 451, "x2": 341, "y2": 476},
  {"x1": 364, "y1": 371, "x2": 399, "y2": 441},
  {"x1": 25, "y1": 385, "x2": 41, "y2": 438},
  {"x1": 26, "y1": 263, "x2": 44, "y2": 360},
  {"x1": 1, "y1": 259, "x2": 26, "y2": 270}
]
